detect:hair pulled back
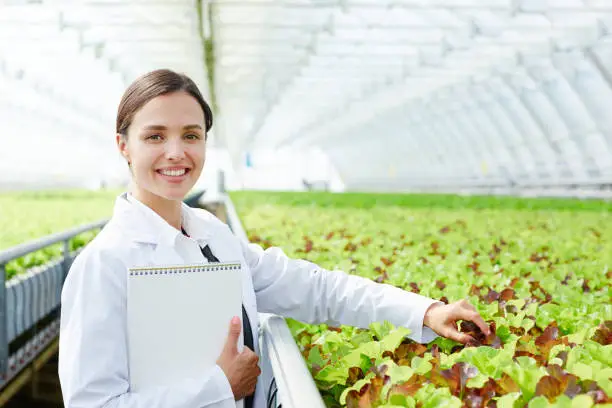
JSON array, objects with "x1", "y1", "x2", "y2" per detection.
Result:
[{"x1": 116, "y1": 69, "x2": 213, "y2": 138}]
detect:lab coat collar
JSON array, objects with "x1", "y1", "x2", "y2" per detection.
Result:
[{"x1": 112, "y1": 192, "x2": 213, "y2": 249}]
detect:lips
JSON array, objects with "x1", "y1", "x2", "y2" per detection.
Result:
[
  {"x1": 155, "y1": 167, "x2": 191, "y2": 183},
  {"x1": 157, "y1": 168, "x2": 189, "y2": 177}
]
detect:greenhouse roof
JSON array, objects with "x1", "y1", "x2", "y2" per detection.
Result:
[{"x1": 2, "y1": 0, "x2": 612, "y2": 190}]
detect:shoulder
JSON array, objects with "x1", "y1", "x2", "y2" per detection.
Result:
[
  {"x1": 81, "y1": 219, "x2": 132, "y2": 262},
  {"x1": 64, "y1": 220, "x2": 130, "y2": 292},
  {"x1": 59, "y1": 222, "x2": 129, "y2": 345}
]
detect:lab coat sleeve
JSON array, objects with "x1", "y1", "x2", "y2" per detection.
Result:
[
  {"x1": 58, "y1": 245, "x2": 236, "y2": 408},
  {"x1": 239, "y1": 240, "x2": 442, "y2": 344}
]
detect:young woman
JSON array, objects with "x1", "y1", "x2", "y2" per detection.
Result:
[{"x1": 58, "y1": 69, "x2": 489, "y2": 408}]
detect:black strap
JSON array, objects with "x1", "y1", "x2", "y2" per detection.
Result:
[
  {"x1": 198, "y1": 243, "x2": 256, "y2": 408},
  {"x1": 200, "y1": 245, "x2": 255, "y2": 349}
]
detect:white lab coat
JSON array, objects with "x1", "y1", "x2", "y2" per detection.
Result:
[{"x1": 58, "y1": 192, "x2": 440, "y2": 408}]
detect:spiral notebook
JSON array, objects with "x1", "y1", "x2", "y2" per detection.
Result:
[{"x1": 127, "y1": 262, "x2": 244, "y2": 407}]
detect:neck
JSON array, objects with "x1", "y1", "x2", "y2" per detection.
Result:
[{"x1": 130, "y1": 186, "x2": 182, "y2": 231}]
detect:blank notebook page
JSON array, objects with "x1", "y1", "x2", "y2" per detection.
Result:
[{"x1": 127, "y1": 262, "x2": 243, "y2": 401}]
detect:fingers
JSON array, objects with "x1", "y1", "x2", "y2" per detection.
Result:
[
  {"x1": 238, "y1": 347, "x2": 260, "y2": 369},
  {"x1": 471, "y1": 312, "x2": 490, "y2": 336},
  {"x1": 459, "y1": 298, "x2": 477, "y2": 312},
  {"x1": 243, "y1": 356, "x2": 261, "y2": 397},
  {"x1": 242, "y1": 346, "x2": 258, "y2": 359},
  {"x1": 246, "y1": 373, "x2": 258, "y2": 396},
  {"x1": 236, "y1": 374, "x2": 259, "y2": 400},
  {"x1": 246, "y1": 353, "x2": 260, "y2": 367},
  {"x1": 232, "y1": 351, "x2": 261, "y2": 400},
  {"x1": 446, "y1": 329, "x2": 475, "y2": 345},
  {"x1": 456, "y1": 299, "x2": 490, "y2": 335}
]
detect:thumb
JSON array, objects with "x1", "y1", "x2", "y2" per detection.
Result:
[{"x1": 223, "y1": 316, "x2": 242, "y2": 355}]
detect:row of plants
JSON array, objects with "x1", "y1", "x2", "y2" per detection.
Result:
[
  {"x1": 0, "y1": 189, "x2": 119, "y2": 280},
  {"x1": 231, "y1": 191, "x2": 611, "y2": 408},
  {"x1": 0, "y1": 188, "x2": 211, "y2": 280}
]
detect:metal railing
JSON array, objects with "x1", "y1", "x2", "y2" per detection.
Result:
[
  {"x1": 0, "y1": 220, "x2": 107, "y2": 387},
  {"x1": 221, "y1": 194, "x2": 326, "y2": 408},
  {"x1": 260, "y1": 316, "x2": 327, "y2": 408}
]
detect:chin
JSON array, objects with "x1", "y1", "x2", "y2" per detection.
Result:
[
  {"x1": 146, "y1": 184, "x2": 190, "y2": 202},
  {"x1": 159, "y1": 189, "x2": 189, "y2": 202},
  {"x1": 135, "y1": 175, "x2": 195, "y2": 203}
]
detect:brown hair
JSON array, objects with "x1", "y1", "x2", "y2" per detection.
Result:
[{"x1": 116, "y1": 69, "x2": 213, "y2": 138}]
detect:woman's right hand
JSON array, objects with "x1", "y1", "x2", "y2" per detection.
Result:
[{"x1": 216, "y1": 316, "x2": 261, "y2": 400}]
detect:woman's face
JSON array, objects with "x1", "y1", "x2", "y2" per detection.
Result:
[{"x1": 117, "y1": 91, "x2": 206, "y2": 202}]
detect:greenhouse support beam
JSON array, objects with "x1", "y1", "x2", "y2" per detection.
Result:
[
  {"x1": 497, "y1": 72, "x2": 574, "y2": 177},
  {"x1": 586, "y1": 47, "x2": 612, "y2": 90},
  {"x1": 0, "y1": 263, "x2": 6, "y2": 380},
  {"x1": 205, "y1": 0, "x2": 612, "y2": 12}
]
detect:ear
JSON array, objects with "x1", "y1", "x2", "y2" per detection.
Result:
[{"x1": 116, "y1": 133, "x2": 130, "y2": 162}]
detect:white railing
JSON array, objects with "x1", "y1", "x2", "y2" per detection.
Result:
[{"x1": 220, "y1": 193, "x2": 326, "y2": 408}]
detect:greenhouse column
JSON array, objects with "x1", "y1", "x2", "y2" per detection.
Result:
[
  {"x1": 218, "y1": 169, "x2": 226, "y2": 193},
  {"x1": 0, "y1": 263, "x2": 7, "y2": 380}
]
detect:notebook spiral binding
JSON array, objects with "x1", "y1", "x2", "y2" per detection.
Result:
[{"x1": 129, "y1": 263, "x2": 241, "y2": 276}]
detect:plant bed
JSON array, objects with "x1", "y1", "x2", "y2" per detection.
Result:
[{"x1": 231, "y1": 191, "x2": 612, "y2": 408}]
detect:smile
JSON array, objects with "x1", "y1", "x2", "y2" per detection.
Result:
[{"x1": 157, "y1": 168, "x2": 188, "y2": 177}]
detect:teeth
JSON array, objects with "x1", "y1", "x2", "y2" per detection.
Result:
[{"x1": 159, "y1": 169, "x2": 186, "y2": 177}]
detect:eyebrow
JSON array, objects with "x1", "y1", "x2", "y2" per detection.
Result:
[{"x1": 143, "y1": 124, "x2": 203, "y2": 131}]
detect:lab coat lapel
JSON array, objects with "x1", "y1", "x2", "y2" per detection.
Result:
[
  {"x1": 112, "y1": 193, "x2": 194, "y2": 267},
  {"x1": 113, "y1": 193, "x2": 257, "y2": 324},
  {"x1": 149, "y1": 243, "x2": 189, "y2": 268}
]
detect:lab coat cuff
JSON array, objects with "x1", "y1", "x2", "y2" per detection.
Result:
[
  {"x1": 211, "y1": 364, "x2": 235, "y2": 402},
  {"x1": 411, "y1": 297, "x2": 444, "y2": 344}
]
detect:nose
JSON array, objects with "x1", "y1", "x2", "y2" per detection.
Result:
[{"x1": 165, "y1": 137, "x2": 186, "y2": 161}]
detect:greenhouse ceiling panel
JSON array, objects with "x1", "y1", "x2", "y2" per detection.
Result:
[
  {"x1": 210, "y1": 0, "x2": 612, "y2": 186},
  {"x1": 2, "y1": 0, "x2": 612, "y2": 188}
]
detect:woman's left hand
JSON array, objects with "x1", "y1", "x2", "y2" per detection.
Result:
[{"x1": 423, "y1": 299, "x2": 490, "y2": 344}]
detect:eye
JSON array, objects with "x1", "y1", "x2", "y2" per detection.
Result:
[
  {"x1": 185, "y1": 133, "x2": 201, "y2": 140},
  {"x1": 147, "y1": 134, "x2": 163, "y2": 141}
]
